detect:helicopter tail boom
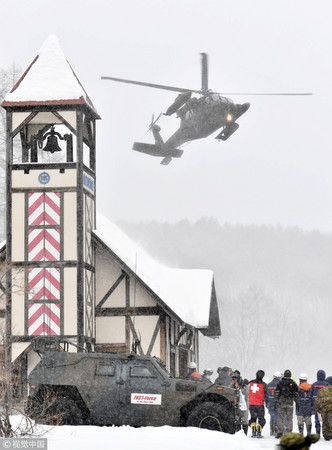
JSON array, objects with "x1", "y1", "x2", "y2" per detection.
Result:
[{"x1": 133, "y1": 142, "x2": 183, "y2": 160}]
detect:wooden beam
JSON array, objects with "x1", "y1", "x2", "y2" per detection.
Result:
[
  {"x1": 129, "y1": 317, "x2": 144, "y2": 355},
  {"x1": 95, "y1": 306, "x2": 160, "y2": 317},
  {"x1": 10, "y1": 111, "x2": 38, "y2": 138},
  {"x1": 147, "y1": 317, "x2": 161, "y2": 356},
  {"x1": 160, "y1": 318, "x2": 166, "y2": 364},
  {"x1": 0, "y1": 281, "x2": 6, "y2": 295},
  {"x1": 95, "y1": 273, "x2": 125, "y2": 309}
]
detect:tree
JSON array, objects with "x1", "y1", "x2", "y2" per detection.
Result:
[{"x1": 0, "y1": 262, "x2": 49, "y2": 437}]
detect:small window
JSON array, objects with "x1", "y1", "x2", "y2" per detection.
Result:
[
  {"x1": 96, "y1": 362, "x2": 115, "y2": 376},
  {"x1": 130, "y1": 365, "x2": 154, "y2": 378}
]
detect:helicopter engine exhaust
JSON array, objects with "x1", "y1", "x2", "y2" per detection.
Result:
[{"x1": 165, "y1": 91, "x2": 192, "y2": 116}]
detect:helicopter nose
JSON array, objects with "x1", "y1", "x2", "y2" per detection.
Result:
[
  {"x1": 235, "y1": 102, "x2": 250, "y2": 118},
  {"x1": 241, "y1": 102, "x2": 250, "y2": 113}
]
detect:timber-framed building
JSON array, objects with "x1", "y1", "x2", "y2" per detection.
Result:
[{"x1": 0, "y1": 36, "x2": 221, "y2": 399}]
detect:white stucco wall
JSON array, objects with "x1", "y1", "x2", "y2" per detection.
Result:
[
  {"x1": 64, "y1": 191, "x2": 77, "y2": 261},
  {"x1": 64, "y1": 267, "x2": 77, "y2": 335},
  {"x1": 96, "y1": 316, "x2": 126, "y2": 343},
  {"x1": 96, "y1": 251, "x2": 126, "y2": 307},
  {"x1": 11, "y1": 193, "x2": 25, "y2": 262},
  {"x1": 11, "y1": 268, "x2": 25, "y2": 335}
]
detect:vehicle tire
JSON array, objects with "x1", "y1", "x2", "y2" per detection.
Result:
[
  {"x1": 46, "y1": 397, "x2": 84, "y2": 425},
  {"x1": 186, "y1": 401, "x2": 235, "y2": 433}
]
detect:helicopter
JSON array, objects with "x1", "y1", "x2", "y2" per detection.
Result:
[{"x1": 102, "y1": 54, "x2": 311, "y2": 165}]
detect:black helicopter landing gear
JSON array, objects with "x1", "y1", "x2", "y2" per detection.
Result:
[{"x1": 215, "y1": 122, "x2": 240, "y2": 141}]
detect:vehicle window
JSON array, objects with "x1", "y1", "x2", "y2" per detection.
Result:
[
  {"x1": 96, "y1": 362, "x2": 115, "y2": 376},
  {"x1": 130, "y1": 365, "x2": 155, "y2": 378}
]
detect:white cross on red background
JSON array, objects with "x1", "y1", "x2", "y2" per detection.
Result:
[{"x1": 250, "y1": 383, "x2": 260, "y2": 393}]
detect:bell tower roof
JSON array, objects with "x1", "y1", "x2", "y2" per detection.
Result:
[{"x1": 2, "y1": 35, "x2": 100, "y2": 118}]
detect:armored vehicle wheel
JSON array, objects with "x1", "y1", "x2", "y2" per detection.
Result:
[
  {"x1": 186, "y1": 401, "x2": 235, "y2": 433},
  {"x1": 46, "y1": 397, "x2": 84, "y2": 425}
]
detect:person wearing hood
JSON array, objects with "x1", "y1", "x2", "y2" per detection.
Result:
[
  {"x1": 326, "y1": 376, "x2": 332, "y2": 386},
  {"x1": 248, "y1": 370, "x2": 268, "y2": 438},
  {"x1": 310, "y1": 369, "x2": 329, "y2": 435},
  {"x1": 214, "y1": 366, "x2": 232, "y2": 387},
  {"x1": 296, "y1": 373, "x2": 312, "y2": 435},
  {"x1": 274, "y1": 369, "x2": 299, "y2": 438}
]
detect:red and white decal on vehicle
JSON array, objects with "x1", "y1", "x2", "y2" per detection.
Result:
[{"x1": 131, "y1": 394, "x2": 162, "y2": 405}]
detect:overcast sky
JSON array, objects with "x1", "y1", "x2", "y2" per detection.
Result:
[{"x1": 2, "y1": 0, "x2": 332, "y2": 232}]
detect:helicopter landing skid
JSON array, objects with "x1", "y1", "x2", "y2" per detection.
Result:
[{"x1": 215, "y1": 122, "x2": 240, "y2": 141}]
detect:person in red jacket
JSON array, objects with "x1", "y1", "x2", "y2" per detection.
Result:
[{"x1": 248, "y1": 370, "x2": 268, "y2": 438}]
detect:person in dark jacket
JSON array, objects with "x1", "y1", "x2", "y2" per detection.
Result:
[
  {"x1": 310, "y1": 369, "x2": 329, "y2": 435},
  {"x1": 274, "y1": 369, "x2": 299, "y2": 437},
  {"x1": 325, "y1": 376, "x2": 332, "y2": 386},
  {"x1": 296, "y1": 373, "x2": 312, "y2": 435},
  {"x1": 267, "y1": 371, "x2": 281, "y2": 436},
  {"x1": 202, "y1": 368, "x2": 213, "y2": 382},
  {"x1": 214, "y1": 365, "x2": 232, "y2": 387},
  {"x1": 248, "y1": 370, "x2": 268, "y2": 438}
]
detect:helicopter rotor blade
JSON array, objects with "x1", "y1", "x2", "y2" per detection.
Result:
[
  {"x1": 101, "y1": 76, "x2": 200, "y2": 94},
  {"x1": 218, "y1": 92, "x2": 313, "y2": 96},
  {"x1": 200, "y1": 53, "x2": 208, "y2": 93}
]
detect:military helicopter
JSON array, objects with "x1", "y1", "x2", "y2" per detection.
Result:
[{"x1": 102, "y1": 54, "x2": 311, "y2": 165}]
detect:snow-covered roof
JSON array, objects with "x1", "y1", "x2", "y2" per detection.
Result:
[
  {"x1": 2, "y1": 35, "x2": 99, "y2": 118},
  {"x1": 93, "y1": 213, "x2": 217, "y2": 331}
]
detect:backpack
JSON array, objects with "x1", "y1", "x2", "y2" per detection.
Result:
[{"x1": 279, "y1": 379, "x2": 296, "y2": 398}]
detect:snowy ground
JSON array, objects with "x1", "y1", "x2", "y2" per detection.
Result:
[{"x1": 24, "y1": 424, "x2": 332, "y2": 450}]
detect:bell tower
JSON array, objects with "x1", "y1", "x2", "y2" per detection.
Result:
[{"x1": 1, "y1": 35, "x2": 100, "y2": 366}]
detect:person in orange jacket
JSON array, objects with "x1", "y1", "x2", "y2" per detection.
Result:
[
  {"x1": 187, "y1": 361, "x2": 202, "y2": 381},
  {"x1": 296, "y1": 373, "x2": 312, "y2": 435}
]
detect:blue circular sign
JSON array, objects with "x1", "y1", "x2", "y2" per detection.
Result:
[{"x1": 38, "y1": 172, "x2": 50, "y2": 185}]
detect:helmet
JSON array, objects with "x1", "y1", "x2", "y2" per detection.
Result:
[
  {"x1": 188, "y1": 361, "x2": 197, "y2": 369},
  {"x1": 299, "y1": 373, "x2": 308, "y2": 381},
  {"x1": 274, "y1": 371, "x2": 282, "y2": 378},
  {"x1": 284, "y1": 369, "x2": 292, "y2": 378},
  {"x1": 204, "y1": 368, "x2": 213, "y2": 375},
  {"x1": 232, "y1": 373, "x2": 240, "y2": 380}
]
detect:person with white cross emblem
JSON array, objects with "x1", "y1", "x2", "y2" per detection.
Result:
[{"x1": 248, "y1": 370, "x2": 268, "y2": 438}]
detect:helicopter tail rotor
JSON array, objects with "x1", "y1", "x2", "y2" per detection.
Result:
[{"x1": 143, "y1": 113, "x2": 162, "y2": 138}]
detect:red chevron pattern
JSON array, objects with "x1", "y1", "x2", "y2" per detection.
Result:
[
  {"x1": 28, "y1": 268, "x2": 60, "y2": 300},
  {"x1": 28, "y1": 192, "x2": 60, "y2": 226},
  {"x1": 28, "y1": 302, "x2": 60, "y2": 336},
  {"x1": 27, "y1": 191, "x2": 62, "y2": 336},
  {"x1": 28, "y1": 228, "x2": 60, "y2": 261}
]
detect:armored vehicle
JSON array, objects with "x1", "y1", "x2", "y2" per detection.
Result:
[{"x1": 26, "y1": 352, "x2": 240, "y2": 432}]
